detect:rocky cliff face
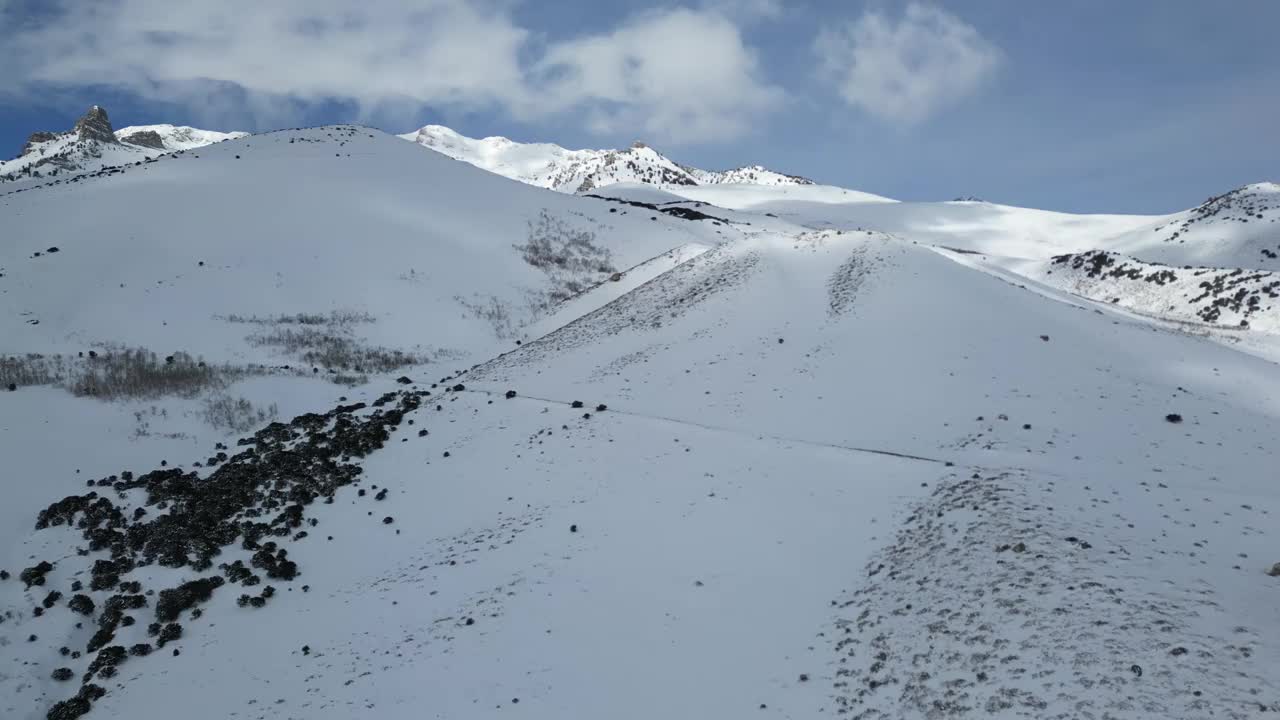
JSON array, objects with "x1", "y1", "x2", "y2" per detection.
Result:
[
  {"x1": 72, "y1": 105, "x2": 120, "y2": 145},
  {"x1": 20, "y1": 131, "x2": 60, "y2": 157},
  {"x1": 119, "y1": 130, "x2": 166, "y2": 150}
]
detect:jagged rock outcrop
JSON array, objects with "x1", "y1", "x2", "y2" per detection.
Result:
[
  {"x1": 21, "y1": 132, "x2": 60, "y2": 157},
  {"x1": 120, "y1": 130, "x2": 165, "y2": 150},
  {"x1": 73, "y1": 106, "x2": 119, "y2": 145}
]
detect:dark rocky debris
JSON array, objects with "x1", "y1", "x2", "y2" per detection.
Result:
[{"x1": 26, "y1": 390, "x2": 425, "y2": 719}]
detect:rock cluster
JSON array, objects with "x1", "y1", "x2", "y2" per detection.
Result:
[{"x1": 30, "y1": 390, "x2": 425, "y2": 719}]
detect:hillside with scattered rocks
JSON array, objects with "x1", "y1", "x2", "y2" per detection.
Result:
[{"x1": 2, "y1": 117, "x2": 1278, "y2": 720}]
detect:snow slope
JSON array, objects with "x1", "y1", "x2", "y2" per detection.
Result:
[
  {"x1": 399, "y1": 124, "x2": 814, "y2": 193},
  {"x1": 2, "y1": 120, "x2": 1279, "y2": 720},
  {"x1": 0, "y1": 125, "x2": 738, "y2": 366},
  {"x1": 665, "y1": 184, "x2": 1158, "y2": 259},
  {"x1": 1106, "y1": 182, "x2": 1280, "y2": 270}
]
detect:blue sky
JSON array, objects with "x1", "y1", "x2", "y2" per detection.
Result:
[{"x1": 1, "y1": 0, "x2": 1276, "y2": 214}]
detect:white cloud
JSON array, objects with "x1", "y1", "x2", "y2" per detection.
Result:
[
  {"x1": 0, "y1": 0, "x2": 781, "y2": 144},
  {"x1": 535, "y1": 8, "x2": 782, "y2": 143},
  {"x1": 815, "y1": 3, "x2": 1001, "y2": 124},
  {"x1": 700, "y1": 0, "x2": 782, "y2": 22}
]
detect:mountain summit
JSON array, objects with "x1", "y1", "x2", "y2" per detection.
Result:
[
  {"x1": 1, "y1": 105, "x2": 246, "y2": 183},
  {"x1": 71, "y1": 105, "x2": 119, "y2": 145},
  {"x1": 399, "y1": 123, "x2": 814, "y2": 193}
]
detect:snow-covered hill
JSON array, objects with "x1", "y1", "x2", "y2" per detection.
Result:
[
  {"x1": 0, "y1": 107, "x2": 245, "y2": 184},
  {"x1": 399, "y1": 124, "x2": 814, "y2": 193},
  {"x1": 1105, "y1": 182, "x2": 1280, "y2": 269},
  {"x1": 0, "y1": 125, "x2": 741, "y2": 366},
  {"x1": 2, "y1": 118, "x2": 1279, "y2": 720}
]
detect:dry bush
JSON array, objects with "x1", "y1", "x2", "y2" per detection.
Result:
[
  {"x1": 2, "y1": 348, "x2": 250, "y2": 400},
  {"x1": 70, "y1": 348, "x2": 242, "y2": 400},
  {"x1": 516, "y1": 210, "x2": 617, "y2": 306},
  {"x1": 455, "y1": 294, "x2": 519, "y2": 340},
  {"x1": 201, "y1": 393, "x2": 279, "y2": 433},
  {"x1": 0, "y1": 354, "x2": 71, "y2": 388},
  {"x1": 222, "y1": 310, "x2": 375, "y2": 327},
  {"x1": 246, "y1": 327, "x2": 421, "y2": 375}
]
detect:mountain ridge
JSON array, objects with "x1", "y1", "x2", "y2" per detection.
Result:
[
  {"x1": 399, "y1": 123, "x2": 815, "y2": 193},
  {"x1": 0, "y1": 106, "x2": 246, "y2": 183}
]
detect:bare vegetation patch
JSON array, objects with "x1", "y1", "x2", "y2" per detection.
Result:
[
  {"x1": 517, "y1": 210, "x2": 618, "y2": 309},
  {"x1": 455, "y1": 293, "x2": 519, "y2": 340},
  {"x1": 0, "y1": 353, "x2": 69, "y2": 388},
  {"x1": 201, "y1": 393, "x2": 279, "y2": 433},
  {"x1": 72, "y1": 349, "x2": 241, "y2": 400},
  {"x1": 224, "y1": 309, "x2": 432, "y2": 380},
  {"x1": 246, "y1": 326, "x2": 422, "y2": 374},
  {"x1": 221, "y1": 310, "x2": 375, "y2": 327},
  {"x1": 2, "y1": 347, "x2": 247, "y2": 400}
]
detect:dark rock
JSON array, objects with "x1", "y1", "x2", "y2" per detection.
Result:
[
  {"x1": 1165, "y1": 413, "x2": 1183, "y2": 424},
  {"x1": 86, "y1": 645, "x2": 127, "y2": 679},
  {"x1": 73, "y1": 106, "x2": 119, "y2": 145},
  {"x1": 595, "y1": 404, "x2": 607, "y2": 412},
  {"x1": 155, "y1": 622, "x2": 182, "y2": 647},
  {"x1": 120, "y1": 130, "x2": 165, "y2": 150},
  {"x1": 382, "y1": 516, "x2": 394, "y2": 525},
  {"x1": 46, "y1": 696, "x2": 91, "y2": 720},
  {"x1": 569, "y1": 524, "x2": 578, "y2": 533},
  {"x1": 19, "y1": 560, "x2": 53, "y2": 588},
  {"x1": 156, "y1": 576, "x2": 224, "y2": 622},
  {"x1": 571, "y1": 401, "x2": 584, "y2": 409},
  {"x1": 505, "y1": 390, "x2": 517, "y2": 399},
  {"x1": 20, "y1": 131, "x2": 59, "y2": 157},
  {"x1": 396, "y1": 376, "x2": 413, "y2": 385}
]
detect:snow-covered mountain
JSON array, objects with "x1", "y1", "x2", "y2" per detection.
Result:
[
  {"x1": 2, "y1": 119, "x2": 1279, "y2": 720},
  {"x1": 399, "y1": 123, "x2": 814, "y2": 193},
  {"x1": 0, "y1": 106, "x2": 245, "y2": 184},
  {"x1": 114, "y1": 124, "x2": 248, "y2": 152}
]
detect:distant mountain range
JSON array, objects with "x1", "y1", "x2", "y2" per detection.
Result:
[
  {"x1": 0, "y1": 106, "x2": 246, "y2": 182},
  {"x1": 398, "y1": 124, "x2": 814, "y2": 193}
]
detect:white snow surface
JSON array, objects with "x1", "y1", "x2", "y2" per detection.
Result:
[{"x1": 2, "y1": 124, "x2": 1278, "y2": 720}]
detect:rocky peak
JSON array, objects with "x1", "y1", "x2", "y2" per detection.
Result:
[
  {"x1": 630, "y1": 141, "x2": 649, "y2": 150},
  {"x1": 20, "y1": 131, "x2": 61, "y2": 157},
  {"x1": 73, "y1": 105, "x2": 119, "y2": 145},
  {"x1": 120, "y1": 130, "x2": 165, "y2": 150}
]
